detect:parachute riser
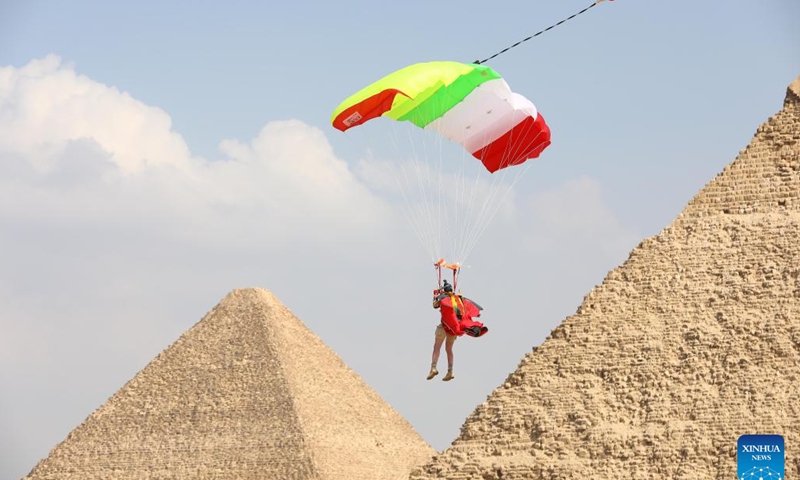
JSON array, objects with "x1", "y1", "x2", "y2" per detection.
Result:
[{"x1": 434, "y1": 258, "x2": 461, "y2": 294}]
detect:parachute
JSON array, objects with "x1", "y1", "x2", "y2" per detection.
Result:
[
  {"x1": 331, "y1": 61, "x2": 551, "y2": 174},
  {"x1": 328, "y1": 3, "x2": 612, "y2": 321},
  {"x1": 331, "y1": 61, "x2": 552, "y2": 270}
]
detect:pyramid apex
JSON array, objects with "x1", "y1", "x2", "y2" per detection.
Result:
[{"x1": 787, "y1": 75, "x2": 800, "y2": 104}]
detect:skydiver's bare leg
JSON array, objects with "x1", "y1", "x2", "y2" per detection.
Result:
[
  {"x1": 431, "y1": 335, "x2": 444, "y2": 365},
  {"x1": 428, "y1": 335, "x2": 444, "y2": 380},
  {"x1": 442, "y1": 336, "x2": 455, "y2": 381}
]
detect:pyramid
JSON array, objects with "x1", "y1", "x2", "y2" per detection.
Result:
[
  {"x1": 411, "y1": 76, "x2": 800, "y2": 479},
  {"x1": 23, "y1": 288, "x2": 435, "y2": 480}
]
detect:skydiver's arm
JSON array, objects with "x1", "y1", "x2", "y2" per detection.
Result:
[{"x1": 432, "y1": 293, "x2": 447, "y2": 308}]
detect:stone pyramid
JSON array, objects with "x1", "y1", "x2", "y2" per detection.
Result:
[
  {"x1": 22, "y1": 288, "x2": 435, "y2": 480},
  {"x1": 411, "y1": 76, "x2": 800, "y2": 479}
]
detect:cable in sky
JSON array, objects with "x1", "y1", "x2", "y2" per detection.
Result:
[{"x1": 473, "y1": 0, "x2": 614, "y2": 65}]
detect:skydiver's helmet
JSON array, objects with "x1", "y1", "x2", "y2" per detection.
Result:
[{"x1": 442, "y1": 280, "x2": 453, "y2": 293}]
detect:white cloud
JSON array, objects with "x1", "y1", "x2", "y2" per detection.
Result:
[
  {"x1": 213, "y1": 120, "x2": 386, "y2": 232},
  {"x1": 521, "y1": 175, "x2": 641, "y2": 259},
  {"x1": 0, "y1": 54, "x2": 192, "y2": 174},
  {"x1": 0, "y1": 55, "x2": 393, "y2": 245}
]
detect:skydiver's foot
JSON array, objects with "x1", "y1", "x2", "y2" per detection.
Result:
[
  {"x1": 443, "y1": 370, "x2": 454, "y2": 381},
  {"x1": 427, "y1": 367, "x2": 439, "y2": 380}
]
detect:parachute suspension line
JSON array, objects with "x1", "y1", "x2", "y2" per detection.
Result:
[
  {"x1": 453, "y1": 105, "x2": 495, "y2": 263},
  {"x1": 428, "y1": 124, "x2": 450, "y2": 258},
  {"x1": 346, "y1": 127, "x2": 436, "y2": 263},
  {"x1": 387, "y1": 115, "x2": 457, "y2": 264},
  {"x1": 428, "y1": 129, "x2": 445, "y2": 256},
  {"x1": 430, "y1": 92, "x2": 461, "y2": 262},
  {"x1": 432, "y1": 121, "x2": 451, "y2": 260},
  {"x1": 466, "y1": 123, "x2": 519, "y2": 261},
  {"x1": 459, "y1": 165, "x2": 509, "y2": 262},
  {"x1": 460, "y1": 105, "x2": 490, "y2": 263},
  {"x1": 429, "y1": 92, "x2": 467, "y2": 263},
  {"x1": 450, "y1": 126, "x2": 468, "y2": 261},
  {"x1": 341, "y1": 100, "x2": 537, "y2": 269},
  {"x1": 456, "y1": 127, "x2": 483, "y2": 262},
  {"x1": 450, "y1": 131, "x2": 465, "y2": 260},
  {"x1": 369, "y1": 120, "x2": 437, "y2": 263},
  {"x1": 433, "y1": 96, "x2": 528, "y2": 266},
  {"x1": 463, "y1": 160, "x2": 531, "y2": 261},
  {"x1": 458, "y1": 170, "x2": 508, "y2": 263},
  {"x1": 374, "y1": 109, "x2": 449, "y2": 264},
  {"x1": 438, "y1": 101, "x2": 466, "y2": 264},
  {"x1": 464, "y1": 124, "x2": 546, "y2": 259},
  {"x1": 412, "y1": 127, "x2": 433, "y2": 257},
  {"x1": 458, "y1": 122, "x2": 544, "y2": 263},
  {"x1": 450, "y1": 153, "x2": 472, "y2": 261},
  {"x1": 396, "y1": 124, "x2": 440, "y2": 262},
  {"x1": 400, "y1": 125, "x2": 435, "y2": 256},
  {"x1": 434, "y1": 259, "x2": 461, "y2": 292},
  {"x1": 473, "y1": 0, "x2": 609, "y2": 65},
  {"x1": 384, "y1": 134, "x2": 426, "y2": 255}
]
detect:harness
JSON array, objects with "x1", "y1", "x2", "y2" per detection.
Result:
[{"x1": 448, "y1": 293, "x2": 465, "y2": 320}]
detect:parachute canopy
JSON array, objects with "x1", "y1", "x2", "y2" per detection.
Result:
[{"x1": 331, "y1": 61, "x2": 551, "y2": 173}]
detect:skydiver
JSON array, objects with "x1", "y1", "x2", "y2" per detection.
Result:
[{"x1": 427, "y1": 280, "x2": 488, "y2": 381}]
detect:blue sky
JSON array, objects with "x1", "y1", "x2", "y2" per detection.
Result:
[{"x1": 1, "y1": 1, "x2": 799, "y2": 478}]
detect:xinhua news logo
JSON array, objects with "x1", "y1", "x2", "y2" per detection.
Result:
[{"x1": 738, "y1": 434, "x2": 784, "y2": 479}]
